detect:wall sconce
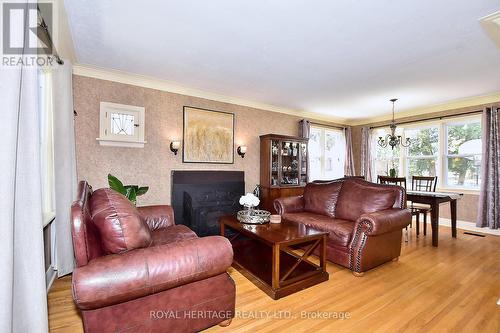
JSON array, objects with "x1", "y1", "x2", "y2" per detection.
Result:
[
  {"x1": 237, "y1": 145, "x2": 247, "y2": 158},
  {"x1": 170, "y1": 141, "x2": 181, "y2": 155}
]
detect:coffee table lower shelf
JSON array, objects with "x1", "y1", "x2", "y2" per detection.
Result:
[{"x1": 232, "y1": 238, "x2": 329, "y2": 300}]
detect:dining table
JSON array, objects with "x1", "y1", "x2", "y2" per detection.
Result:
[{"x1": 406, "y1": 190, "x2": 463, "y2": 247}]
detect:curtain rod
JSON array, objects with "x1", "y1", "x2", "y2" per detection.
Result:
[
  {"x1": 37, "y1": 6, "x2": 64, "y2": 65},
  {"x1": 309, "y1": 121, "x2": 346, "y2": 130},
  {"x1": 369, "y1": 109, "x2": 483, "y2": 129}
]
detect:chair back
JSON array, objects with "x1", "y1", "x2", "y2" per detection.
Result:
[
  {"x1": 306, "y1": 177, "x2": 407, "y2": 210},
  {"x1": 378, "y1": 175, "x2": 407, "y2": 189},
  {"x1": 313, "y1": 176, "x2": 365, "y2": 184},
  {"x1": 343, "y1": 175, "x2": 365, "y2": 180},
  {"x1": 312, "y1": 179, "x2": 335, "y2": 184},
  {"x1": 411, "y1": 176, "x2": 437, "y2": 192},
  {"x1": 71, "y1": 181, "x2": 105, "y2": 267}
]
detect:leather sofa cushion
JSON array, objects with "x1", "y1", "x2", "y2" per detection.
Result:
[
  {"x1": 137, "y1": 205, "x2": 175, "y2": 231},
  {"x1": 283, "y1": 212, "x2": 354, "y2": 247},
  {"x1": 303, "y1": 181, "x2": 343, "y2": 217},
  {"x1": 90, "y1": 189, "x2": 152, "y2": 254},
  {"x1": 335, "y1": 180, "x2": 397, "y2": 222},
  {"x1": 151, "y1": 225, "x2": 198, "y2": 246},
  {"x1": 72, "y1": 236, "x2": 233, "y2": 310}
]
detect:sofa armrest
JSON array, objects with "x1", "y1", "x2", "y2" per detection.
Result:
[
  {"x1": 354, "y1": 209, "x2": 411, "y2": 236},
  {"x1": 72, "y1": 236, "x2": 233, "y2": 310},
  {"x1": 273, "y1": 196, "x2": 305, "y2": 215},
  {"x1": 137, "y1": 205, "x2": 174, "y2": 230}
]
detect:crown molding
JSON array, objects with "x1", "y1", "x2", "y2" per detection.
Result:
[
  {"x1": 347, "y1": 92, "x2": 500, "y2": 126},
  {"x1": 72, "y1": 64, "x2": 348, "y2": 124},
  {"x1": 479, "y1": 10, "x2": 500, "y2": 49},
  {"x1": 72, "y1": 64, "x2": 500, "y2": 127}
]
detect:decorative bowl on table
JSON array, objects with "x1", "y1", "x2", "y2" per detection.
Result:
[
  {"x1": 237, "y1": 193, "x2": 270, "y2": 224},
  {"x1": 237, "y1": 209, "x2": 271, "y2": 224}
]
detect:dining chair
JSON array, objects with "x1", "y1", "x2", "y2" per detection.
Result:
[
  {"x1": 377, "y1": 176, "x2": 407, "y2": 188},
  {"x1": 377, "y1": 175, "x2": 411, "y2": 242},
  {"x1": 411, "y1": 176, "x2": 438, "y2": 236}
]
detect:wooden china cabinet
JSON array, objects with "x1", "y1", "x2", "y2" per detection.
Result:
[{"x1": 259, "y1": 134, "x2": 308, "y2": 213}]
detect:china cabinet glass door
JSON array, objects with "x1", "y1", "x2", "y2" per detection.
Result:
[
  {"x1": 300, "y1": 142, "x2": 308, "y2": 185},
  {"x1": 280, "y1": 140, "x2": 300, "y2": 186},
  {"x1": 271, "y1": 140, "x2": 280, "y2": 187}
]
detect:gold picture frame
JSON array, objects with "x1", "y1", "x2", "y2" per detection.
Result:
[{"x1": 182, "y1": 106, "x2": 235, "y2": 164}]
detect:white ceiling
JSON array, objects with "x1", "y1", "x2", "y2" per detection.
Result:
[{"x1": 64, "y1": 0, "x2": 500, "y2": 121}]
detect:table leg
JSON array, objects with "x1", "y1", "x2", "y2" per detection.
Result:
[
  {"x1": 320, "y1": 236, "x2": 327, "y2": 272},
  {"x1": 416, "y1": 212, "x2": 420, "y2": 236},
  {"x1": 272, "y1": 244, "x2": 280, "y2": 289},
  {"x1": 431, "y1": 202, "x2": 439, "y2": 247},
  {"x1": 424, "y1": 211, "x2": 427, "y2": 236},
  {"x1": 220, "y1": 221, "x2": 225, "y2": 237},
  {"x1": 451, "y1": 199, "x2": 457, "y2": 238}
]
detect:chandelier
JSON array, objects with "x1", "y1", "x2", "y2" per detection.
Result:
[{"x1": 377, "y1": 98, "x2": 411, "y2": 150}]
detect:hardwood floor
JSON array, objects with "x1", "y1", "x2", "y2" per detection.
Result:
[{"x1": 48, "y1": 225, "x2": 500, "y2": 332}]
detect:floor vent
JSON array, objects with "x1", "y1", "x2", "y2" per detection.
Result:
[{"x1": 464, "y1": 232, "x2": 485, "y2": 237}]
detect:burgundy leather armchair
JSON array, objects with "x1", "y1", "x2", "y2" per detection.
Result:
[
  {"x1": 71, "y1": 181, "x2": 235, "y2": 332},
  {"x1": 274, "y1": 178, "x2": 411, "y2": 276}
]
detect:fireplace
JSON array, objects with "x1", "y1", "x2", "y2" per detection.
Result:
[{"x1": 171, "y1": 171, "x2": 244, "y2": 236}]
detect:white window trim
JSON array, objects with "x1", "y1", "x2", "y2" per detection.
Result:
[
  {"x1": 39, "y1": 68, "x2": 56, "y2": 226},
  {"x1": 441, "y1": 116, "x2": 481, "y2": 192},
  {"x1": 372, "y1": 114, "x2": 481, "y2": 193},
  {"x1": 309, "y1": 125, "x2": 345, "y2": 180},
  {"x1": 403, "y1": 122, "x2": 441, "y2": 188},
  {"x1": 97, "y1": 102, "x2": 147, "y2": 148}
]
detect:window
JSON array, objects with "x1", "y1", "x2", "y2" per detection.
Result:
[
  {"x1": 445, "y1": 120, "x2": 482, "y2": 188},
  {"x1": 39, "y1": 69, "x2": 55, "y2": 226},
  {"x1": 39, "y1": 69, "x2": 57, "y2": 284},
  {"x1": 405, "y1": 125, "x2": 439, "y2": 177},
  {"x1": 97, "y1": 102, "x2": 146, "y2": 147},
  {"x1": 371, "y1": 115, "x2": 482, "y2": 190},
  {"x1": 373, "y1": 127, "x2": 402, "y2": 177},
  {"x1": 309, "y1": 126, "x2": 345, "y2": 181}
]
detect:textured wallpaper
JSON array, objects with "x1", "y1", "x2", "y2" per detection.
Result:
[
  {"x1": 73, "y1": 75, "x2": 324, "y2": 206},
  {"x1": 73, "y1": 75, "x2": 480, "y2": 222}
]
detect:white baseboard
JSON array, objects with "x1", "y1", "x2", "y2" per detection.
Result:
[
  {"x1": 416, "y1": 217, "x2": 500, "y2": 236},
  {"x1": 46, "y1": 266, "x2": 57, "y2": 293}
]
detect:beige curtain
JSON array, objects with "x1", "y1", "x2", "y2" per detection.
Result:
[
  {"x1": 361, "y1": 127, "x2": 373, "y2": 181},
  {"x1": 299, "y1": 119, "x2": 310, "y2": 139},
  {"x1": 0, "y1": 1, "x2": 49, "y2": 330},
  {"x1": 476, "y1": 106, "x2": 499, "y2": 229},
  {"x1": 53, "y1": 61, "x2": 77, "y2": 276},
  {"x1": 299, "y1": 119, "x2": 311, "y2": 182},
  {"x1": 344, "y1": 127, "x2": 355, "y2": 176}
]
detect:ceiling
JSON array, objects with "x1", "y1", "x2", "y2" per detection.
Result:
[{"x1": 64, "y1": 0, "x2": 500, "y2": 122}]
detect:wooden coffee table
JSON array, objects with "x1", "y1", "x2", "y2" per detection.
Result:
[{"x1": 220, "y1": 215, "x2": 329, "y2": 300}]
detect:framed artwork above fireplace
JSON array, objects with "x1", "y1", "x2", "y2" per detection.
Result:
[{"x1": 183, "y1": 106, "x2": 235, "y2": 164}]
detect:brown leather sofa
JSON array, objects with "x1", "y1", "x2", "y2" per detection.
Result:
[
  {"x1": 71, "y1": 181, "x2": 235, "y2": 333},
  {"x1": 274, "y1": 178, "x2": 411, "y2": 276}
]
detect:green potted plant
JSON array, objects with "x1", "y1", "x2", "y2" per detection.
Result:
[
  {"x1": 389, "y1": 168, "x2": 397, "y2": 177},
  {"x1": 107, "y1": 174, "x2": 149, "y2": 205}
]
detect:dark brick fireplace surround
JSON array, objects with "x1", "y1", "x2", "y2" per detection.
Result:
[{"x1": 171, "y1": 170, "x2": 245, "y2": 236}]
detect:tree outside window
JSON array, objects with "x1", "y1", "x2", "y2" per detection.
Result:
[
  {"x1": 370, "y1": 116, "x2": 482, "y2": 189},
  {"x1": 446, "y1": 121, "x2": 481, "y2": 187},
  {"x1": 405, "y1": 126, "x2": 439, "y2": 178},
  {"x1": 309, "y1": 126, "x2": 345, "y2": 181}
]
